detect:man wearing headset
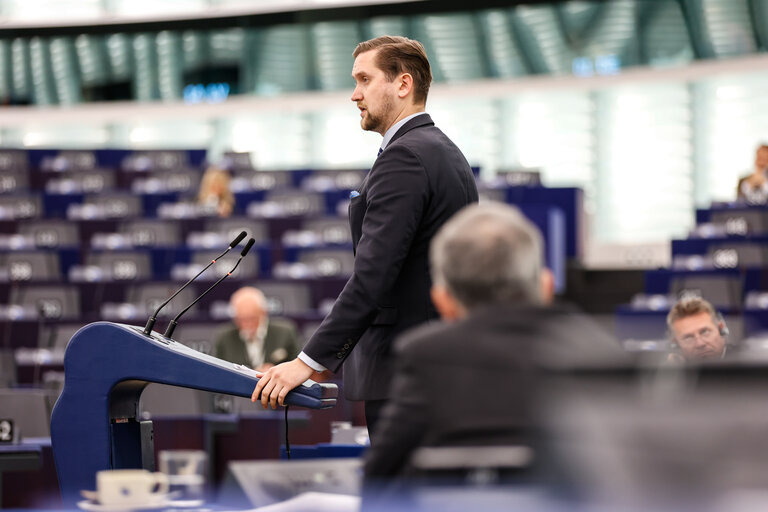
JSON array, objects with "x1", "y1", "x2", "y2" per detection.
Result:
[{"x1": 666, "y1": 296, "x2": 729, "y2": 362}]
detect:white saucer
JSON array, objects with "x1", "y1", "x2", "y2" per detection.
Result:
[
  {"x1": 77, "y1": 498, "x2": 169, "y2": 512},
  {"x1": 77, "y1": 490, "x2": 175, "y2": 512},
  {"x1": 77, "y1": 495, "x2": 204, "y2": 511}
]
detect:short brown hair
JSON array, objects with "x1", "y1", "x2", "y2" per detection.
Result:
[
  {"x1": 666, "y1": 296, "x2": 718, "y2": 330},
  {"x1": 353, "y1": 36, "x2": 432, "y2": 105}
]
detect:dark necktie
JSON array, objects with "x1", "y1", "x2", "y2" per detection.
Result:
[{"x1": 378, "y1": 147, "x2": 383, "y2": 157}]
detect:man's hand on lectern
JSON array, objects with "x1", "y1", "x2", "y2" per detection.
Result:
[{"x1": 251, "y1": 358, "x2": 314, "y2": 409}]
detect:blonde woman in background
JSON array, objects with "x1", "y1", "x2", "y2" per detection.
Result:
[{"x1": 198, "y1": 166, "x2": 235, "y2": 217}]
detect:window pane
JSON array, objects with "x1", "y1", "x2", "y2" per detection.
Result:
[{"x1": 594, "y1": 84, "x2": 693, "y2": 243}]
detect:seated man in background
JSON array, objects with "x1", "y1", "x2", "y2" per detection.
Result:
[
  {"x1": 215, "y1": 286, "x2": 301, "y2": 372},
  {"x1": 666, "y1": 296, "x2": 729, "y2": 363},
  {"x1": 364, "y1": 202, "x2": 623, "y2": 484},
  {"x1": 736, "y1": 144, "x2": 768, "y2": 204}
]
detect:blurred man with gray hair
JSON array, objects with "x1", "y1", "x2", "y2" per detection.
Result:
[{"x1": 364, "y1": 202, "x2": 621, "y2": 482}]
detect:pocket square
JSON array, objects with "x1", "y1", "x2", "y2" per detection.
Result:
[
  {"x1": 270, "y1": 348, "x2": 288, "y2": 362},
  {"x1": 349, "y1": 191, "x2": 360, "y2": 199}
]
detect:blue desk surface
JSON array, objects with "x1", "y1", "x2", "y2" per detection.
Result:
[
  {"x1": 280, "y1": 443, "x2": 367, "y2": 460},
  {"x1": 0, "y1": 437, "x2": 48, "y2": 472},
  {"x1": 0, "y1": 438, "x2": 49, "y2": 454}
]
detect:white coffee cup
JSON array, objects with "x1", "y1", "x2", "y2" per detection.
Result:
[{"x1": 96, "y1": 469, "x2": 169, "y2": 506}]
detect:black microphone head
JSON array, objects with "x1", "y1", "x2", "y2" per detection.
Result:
[
  {"x1": 230, "y1": 231, "x2": 247, "y2": 248},
  {"x1": 241, "y1": 238, "x2": 256, "y2": 257}
]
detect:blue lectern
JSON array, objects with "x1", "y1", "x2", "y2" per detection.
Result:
[{"x1": 50, "y1": 322, "x2": 337, "y2": 505}]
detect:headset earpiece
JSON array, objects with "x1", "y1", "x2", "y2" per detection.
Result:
[{"x1": 715, "y1": 312, "x2": 729, "y2": 338}]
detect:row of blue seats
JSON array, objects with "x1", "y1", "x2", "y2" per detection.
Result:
[
  {"x1": 3, "y1": 165, "x2": 371, "y2": 194},
  {"x1": 0, "y1": 216, "x2": 351, "y2": 247},
  {"x1": 1, "y1": 182, "x2": 557, "y2": 221},
  {"x1": 671, "y1": 205, "x2": 768, "y2": 269},
  {"x1": 0, "y1": 148, "x2": 207, "y2": 173},
  {"x1": 1, "y1": 189, "x2": 356, "y2": 219},
  {"x1": 0, "y1": 203, "x2": 569, "y2": 289},
  {"x1": 0, "y1": 245, "x2": 357, "y2": 282},
  {"x1": 0, "y1": 277, "x2": 346, "y2": 322}
]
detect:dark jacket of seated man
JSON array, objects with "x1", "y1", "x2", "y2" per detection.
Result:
[
  {"x1": 363, "y1": 203, "x2": 625, "y2": 482},
  {"x1": 215, "y1": 318, "x2": 301, "y2": 369}
]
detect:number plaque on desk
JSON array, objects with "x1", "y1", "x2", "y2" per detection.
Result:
[{"x1": 0, "y1": 419, "x2": 15, "y2": 443}]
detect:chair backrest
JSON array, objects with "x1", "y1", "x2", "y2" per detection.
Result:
[
  {"x1": 0, "y1": 194, "x2": 43, "y2": 219},
  {"x1": 708, "y1": 243, "x2": 768, "y2": 268},
  {"x1": 0, "y1": 351, "x2": 16, "y2": 388},
  {"x1": 53, "y1": 150, "x2": 97, "y2": 171},
  {"x1": 191, "y1": 250, "x2": 258, "y2": 281},
  {"x1": 171, "y1": 322, "x2": 223, "y2": 356},
  {"x1": 0, "y1": 250, "x2": 61, "y2": 281},
  {"x1": 127, "y1": 283, "x2": 196, "y2": 318},
  {"x1": 0, "y1": 388, "x2": 53, "y2": 438},
  {"x1": 302, "y1": 218, "x2": 352, "y2": 245},
  {"x1": 264, "y1": 190, "x2": 325, "y2": 216},
  {"x1": 257, "y1": 282, "x2": 312, "y2": 315},
  {"x1": 139, "y1": 383, "x2": 212, "y2": 417},
  {"x1": 301, "y1": 321, "x2": 322, "y2": 343},
  {"x1": 18, "y1": 220, "x2": 80, "y2": 247},
  {"x1": 84, "y1": 193, "x2": 143, "y2": 218},
  {"x1": 46, "y1": 169, "x2": 115, "y2": 194},
  {"x1": 302, "y1": 169, "x2": 366, "y2": 191},
  {"x1": 9, "y1": 285, "x2": 81, "y2": 319},
  {"x1": 0, "y1": 168, "x2": 29, "y2": 194},
  {"x1": 149, "y1": 168, "x2": 201, "y2": 193},
  {"x1": 711, "y1": 210, "x2": 768, "y2": 235},
  {"x1": 299, "y1": 249, "x2": 354, "y2": 277},
  {"x1": 0, "y1": 149, "x2": 29, "y2": 172},
  {"x1": 86, "y1": 251, "x2": 153, "y2": 281},
  {"x1": 119, "y1": 220, "x2": 181, "y2": 247},
  {"x1": 670, "y1": 274, "x2": 743, "y2": 310},
  {"x1": 222, "y1": 152, "x2": 253, "y2": 171},
  {"x1": 38, "y1": 323, "x2": 86, "y2": 349},
  {"x1": 205, "y1": 217, "x2": 269, "y2": 243},
  {"x1": 233, "y1": 170, "x2": 293, "y2": 190},
  {"x1": 476, "y1": 185, "x2": 507, "y2": 204},
  {"x1": 122, "y1": 150, "x2": 188, "y2": 172}
]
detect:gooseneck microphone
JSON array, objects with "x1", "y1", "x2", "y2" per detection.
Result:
[
  {"x1": 142, "y1": 231, "x2": 247, "y2": 336},
  {"x1": 163, "y1": 238, "x2": 255, "y2": 339}
]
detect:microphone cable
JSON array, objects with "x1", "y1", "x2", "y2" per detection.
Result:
[{"x1": 284, "y1": 405, "x2": 291, "y2": 459}]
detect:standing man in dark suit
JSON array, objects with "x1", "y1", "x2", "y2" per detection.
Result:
[
  {"x1": 215, "y1": 286, "x2": 301, "y2": 372},
  {"x1": 252, "y1": 36, "x2": 478, "y2": 439}
]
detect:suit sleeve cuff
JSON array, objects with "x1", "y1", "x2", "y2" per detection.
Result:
[{"x1": 298, "y1": 351, "x2": 327, "y2": 372}]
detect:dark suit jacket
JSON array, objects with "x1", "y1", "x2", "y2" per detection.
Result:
[
  {"x1": 302, "y1": 113, "x2": 478, "y2": 400},
  {"x1": 214, "y1": 318, "x2": 301, "y2": 368},
  {"x1": 363, "y1": 303, "x2": 627, "y2": 479}
]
